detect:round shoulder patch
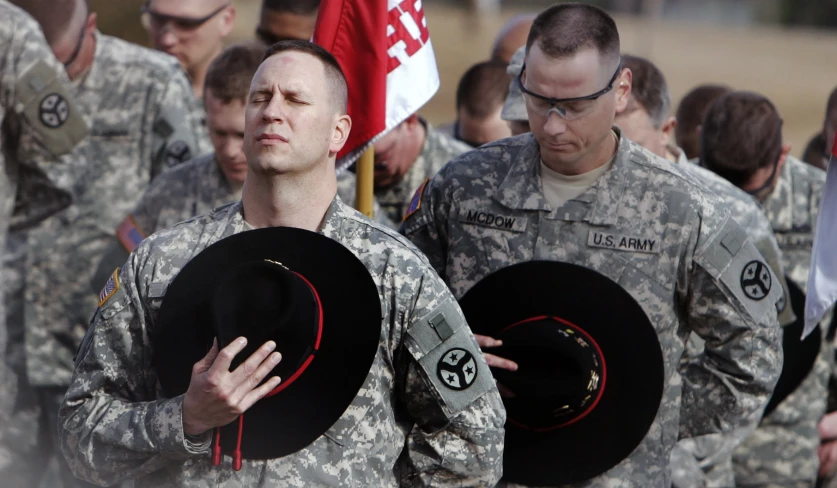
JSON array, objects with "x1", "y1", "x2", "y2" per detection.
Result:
[
  {"x1": 741, "y1": 260, "x2": 772, "y2": 301},
  {"x1": 39, "y1": 93, "x2": 69, "y2": 128},
  {"x1": 166, "y1": 140, "x2": 192, "y2": 166},
  {"x1": 436, "y1": 347, "x2": 478, "y2": 391}
]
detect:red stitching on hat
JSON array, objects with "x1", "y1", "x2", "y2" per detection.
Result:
[{"x1": 501, "y1": 315, "x2": 607, "y2": 432}]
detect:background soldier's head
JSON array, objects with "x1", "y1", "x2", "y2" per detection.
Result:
[
  {"x1": 802, "y1": 86, "x2": 837, "y2": 170},
  {"x1": 700, "y1": 91, "x2": 791, "y2": 201},
  {"x1": 204, "y1": 41, "x2": 266, "y2": 187},
  {"x1": 453, "y1": 60, "x2": 512, "y2": 148},
  {"x1": 244, "y1": 40, "x2": 350, "y2": 178},
  {"x1": 491, "y1": 13, "x2": 536, "y2": 64},
  {"x1": 142, "y1": 0, "x2": 236, "y2": 97},
  {"x1": 674, "y1": 83, "x2": 731, "y2": 160},
  {"x1": 522, "y1": 3, "x2": 631, "y2": 169},
  {"x1": 257, "y1": 0, "x2": 320, "y2": 45},
  {"x1": 614, "y1": 54, "x2": 675, "y2": 159},
  {"x1": 13, "y1": 0, "x2": 97, "y2": 80}
]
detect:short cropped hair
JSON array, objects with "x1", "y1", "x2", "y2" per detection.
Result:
[
  {"x1": 526, "y1": 3, "x2": 620, "y2": 64},
  {"x1": 11, "y1": 0, "x2": 78, "y2": 45},
  {"x1": 674, "y1": 84, "x2": 731, "y2": 159},
  {"x1": 262, "y1": 0, "x2": 320, "y2": 15},
  {"x1": 622, "y1": 54, "x2": 670, "y2": 129},
  {"x1": 700, "y1": 91, "x2": 784, "y2": 187},
  {"x1": 205, "y1": 41, "x2": 266, "y2": 104},
  {"x1": 263, "y1": 40, "x2": 348, "y2": 113},
  {"x1": 456, "y1": 60, "x2": 510, "y2": 119}
]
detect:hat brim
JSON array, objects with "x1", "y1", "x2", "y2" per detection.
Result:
[
  {"x1": 153, "y1": 227, "x2": 381, "y2": 460},
  {"x1": 459, "y1": 260, "x2": 663, "y2": 485},
  {"x1": 763, "y1": 278, "x2": 820, "y2": 417}
]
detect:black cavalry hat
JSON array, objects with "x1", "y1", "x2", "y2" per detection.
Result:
[
  {"x1": 459, "y1": 261, "x2": 664, "y2": 486},
  {"x1": 763, "y1": 278, "x2": 821, "y2": 417},
  {"x1": 153, "y1": 227, "x2": 381, "y2": 470}
]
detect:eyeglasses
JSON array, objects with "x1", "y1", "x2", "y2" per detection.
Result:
[
  {"x1": 141, "y1": 2, "x2": 230, "y2": 32},
  {"x1": 254, "y1": 27, "x2": 301, "y2": 46},
  {"x1": 517, "y1": 61, "x2": 623, "y2": 121}
]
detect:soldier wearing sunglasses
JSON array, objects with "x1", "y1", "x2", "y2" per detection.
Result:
[
  {"x1": 142, "y1": 0, "x2": 235, "y2": 100},
  {"x1": 3, "y1": 1, "x2": 211, "y2": 486},
  {"x1": 403, "y1": 3, "x2": 783, "y2": 486},
  {"x1": 255, "y1": 0, "x2": 320, "y2": 46}
]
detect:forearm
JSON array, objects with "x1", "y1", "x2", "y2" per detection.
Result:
[
  {"x1": 59, "y1": 392, "x2": 209, "y2": 486},
  {"x1": 400, "y1": 391, "x2": 505, "y2": 487}
]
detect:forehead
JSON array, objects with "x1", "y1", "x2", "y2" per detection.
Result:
[
  {"x1": 525, "y1": 45, "x2": 611, "y2": 97},
  {"x1": 252, "y1": 51, "x2": 327, "y2": 90},
  {"x1": 148, "y1": 0, "x2": 223, "y2": 16}
]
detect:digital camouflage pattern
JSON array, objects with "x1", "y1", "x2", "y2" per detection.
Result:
[
  {"x1": 0, "y1": 0, "x2": 90, "y2": 481},
  {"x1": 668, "y1": 146, "x2": 793, "y2": 488},
  {"x1": 403, "y1": 131, "x2": 784, "y2": 487},
  {"x1": 59, "y1": 198, "x2": 505, "y2": 487},
  {"x1": 732, "y1": 155, "x2": 831, "y2": 487},
  {"x1": 90, "y1": 155, "x2": 398, "y2": 289},
  {"x1": 375, "y1": 122, "x2": 470, "y2": 223},
  {"x1": 17, "y1": 30, "x2": 210, "y2": 391}
]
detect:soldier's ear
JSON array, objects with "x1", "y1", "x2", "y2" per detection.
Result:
[
  {"x1": 330, "y1": 114, "x2": 351, "y2": 155},
  {"x1": 614, "y1": 68, "x2": 632, "y2": 114}
]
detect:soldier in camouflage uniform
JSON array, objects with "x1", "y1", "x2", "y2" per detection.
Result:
[
  {"x1": 92, "y1": 42, "x2": 394, "y2": 286},
  {"x1": 373, "y1": 115, "x2": 470, "y2": 224},
  {"x1": 700, "y1": 91, "x2": 832, "y2": 487},
  {"x1": 4, "y1": 1, "x2": 211, "y2": 486},
  {"x1": 0, "y1": 1, "x2": 91, "y2": 485},
  {"x1": 59, "y1": 40, "x2": 505, "y2": 488},
  {"x1": 403, "y1": 5, "x2": 783, "y2": 486},
  {"x1": 614, "y1": 54, "x2": 795, "y2": 488}
]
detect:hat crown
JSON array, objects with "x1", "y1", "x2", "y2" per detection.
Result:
[{"x1": 212, "y1": 260, "x2": 318, "y2": 375}]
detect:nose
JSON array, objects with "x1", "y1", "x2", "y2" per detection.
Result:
[
  {"x1": 543, "y1": 111, "x2": 568, "y2": 137},
  {"x1": 157, "y1": 29, "x2": 177, "y2": 50},
  {"x1": 262, "y1": 97, "x2": 286, "y2": 124},
  {"x1": 220, "y1": 138, "x2": 244, "y2": 161}
]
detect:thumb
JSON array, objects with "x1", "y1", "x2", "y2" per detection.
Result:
[
  {"x1": 820, "y1": 412, "x2": 837, "y2": 439},
  {"x1": 194, "y1": 338, "x2": 220, "y2": 373}
]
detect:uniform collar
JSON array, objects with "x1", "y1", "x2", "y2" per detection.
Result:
[
  {"x1": 221, "y1": 196, "x2": 347, "y2": 241},
  {"x1": 493, "y1": 128, "x2": 630, "y2": 226},
  {"x1": 762, "y1": 156, "x2": 795, "y2": 232}
]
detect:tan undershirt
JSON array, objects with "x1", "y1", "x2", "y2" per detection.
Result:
[{"x1": 540, "y1": 133, "x2": 617, "y2": 209}]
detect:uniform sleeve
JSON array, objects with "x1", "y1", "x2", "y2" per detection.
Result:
[
  {"x1": 58, "y1": 256, "x2": 208, "y2": 486},
  {"x1": 679, "y1": 215, "x2": 783, "y2": 438},
  {"x1": 396, "y1": 270, "x2": 505, "y2": 487},
  {"x1": 3, "y1": 9, "x2": 89, "y2": 230},
  {"x1": 400, "y1": 174, "x2": 450, "y2": 277},
  {"x1": 149, "y1": 68, "x2": 208, "y2": 179}
]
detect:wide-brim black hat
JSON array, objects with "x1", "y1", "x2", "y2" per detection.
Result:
[
  {"x1": 459, "y1": 261, "x2": 664, "y2": 486},
  {"x1": 153, "y1": 227, "x2": 381, "y2": 466},
  {"x1": 763, "y1": 278, "x2": 821, "y2": 417}
]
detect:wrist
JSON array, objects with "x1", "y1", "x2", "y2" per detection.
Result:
[{"x1": 181, "y1": 394, "x2": 209, "y2": 437}]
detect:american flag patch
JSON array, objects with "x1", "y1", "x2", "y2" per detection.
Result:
[
  {"x1": 403, "y1": 178, "x2": 429, "y2": 221},
  {"x1": 116, "y1": 215, "x2": 145, "y2": 253},
  {"x1": 98, "y1": 269, "x2": 120, "y2": 307}
]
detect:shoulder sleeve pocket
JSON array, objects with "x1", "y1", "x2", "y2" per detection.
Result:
[
  {"x1": 16, "y1": 60, "x2": 89, "y2": 156},
  {"x1": 404, "y1": 298, "x2": 495, "y2": 418}
]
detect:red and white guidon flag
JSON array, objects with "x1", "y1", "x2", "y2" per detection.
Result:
[{"x1": 313, "y1": 0, "x2": 439, "y2": 170}]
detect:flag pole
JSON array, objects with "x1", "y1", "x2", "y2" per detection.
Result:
[{"x1": 355, "y1": 145, "x2": 375, "y2": 217}]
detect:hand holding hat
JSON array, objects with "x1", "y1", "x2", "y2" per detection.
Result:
[{"x1": 182, "y1": 338, "x2": 282, "y2": 437}]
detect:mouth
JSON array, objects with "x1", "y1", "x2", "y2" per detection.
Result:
[{"x1": 256, "y1": 133, "x2": 289, "y2": 145}]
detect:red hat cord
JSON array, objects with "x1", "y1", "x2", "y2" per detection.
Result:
[{"x1": 211, "y1": 271, "x2": 324, "y2": 471}]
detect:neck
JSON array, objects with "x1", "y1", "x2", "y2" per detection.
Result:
[
  {"x1": 241, "y1": 162, "x2": 338, "y2": 232},
  {"x1": 543, "y1": 129, "x2": 617, "y2": 176},
  {"x1": 188, "y1": 46, "x2": 221, "y2": 98},
  {"x1": 71, "y1": 31, "x2": 97, "y2": 81}
]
